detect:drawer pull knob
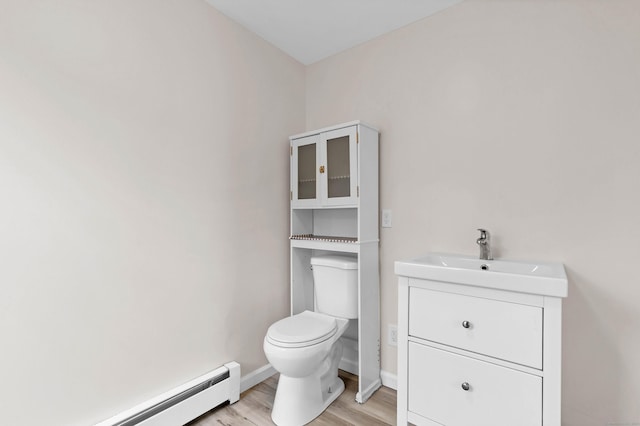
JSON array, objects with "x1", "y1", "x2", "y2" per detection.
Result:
[
  {"x1": 461, "y1": 382, "x2": 471, "y2": 391},
  {"x1": 462, "y1": 320, "x2": 471, "y2": 329}
]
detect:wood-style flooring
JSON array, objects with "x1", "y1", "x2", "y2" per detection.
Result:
[{"x1": 188, "y1": 370, "x2": 397, "y2": 426}]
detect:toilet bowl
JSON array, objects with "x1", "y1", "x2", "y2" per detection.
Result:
[
  {"x1": 264, "y1": 255, "x2": 358, "y2": 426},
  {"x1": 264, "y1": 311, "x2": 349, "y2": 426}
]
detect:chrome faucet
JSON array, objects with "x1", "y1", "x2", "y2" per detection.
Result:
[{"x1": 476, "y1": 229, "x2": 493, "y2": 260}]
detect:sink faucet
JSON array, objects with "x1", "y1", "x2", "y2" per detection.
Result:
[{"x1": 476, "y1": 229, "x2": 493, "y2": 260}]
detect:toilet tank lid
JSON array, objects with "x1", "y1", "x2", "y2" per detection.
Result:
[{"x1": 310, "y1": 255, "x2": 358, "y2": 270}]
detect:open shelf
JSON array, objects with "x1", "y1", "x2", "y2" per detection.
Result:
[
  {"x1": 290, "y1": 234, "x2": 358, "y2": 243},
  {"x1": 290, "y1": 233, "x2": 362, "y2": 254}
]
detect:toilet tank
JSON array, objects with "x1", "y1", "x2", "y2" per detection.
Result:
[{"x1": 310, "y1": 255, "x2": 358, "y2": 319}]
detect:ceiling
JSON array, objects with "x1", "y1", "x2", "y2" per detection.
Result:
[{"x1": 205, "y1": 0, "x2": 464, "y2": 65}]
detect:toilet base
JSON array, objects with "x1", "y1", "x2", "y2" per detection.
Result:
[
  {"x1": 271, "y1": 374, "x2": 345, "y2": 426},
  {"x1": 266, "y1": 317, "x2": 350, "y2": 426}
]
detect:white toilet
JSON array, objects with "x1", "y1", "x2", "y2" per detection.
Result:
[{"x1": 263, "y1": 254, "x2": 358, "y2": 426}]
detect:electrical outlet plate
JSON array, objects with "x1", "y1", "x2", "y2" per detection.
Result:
[
  {"x1": 388, "y1": 324, "x2": 398, "y2": 346},
  {"x1": 382, "y1": 209, "x2": 392, "y2": 228}
]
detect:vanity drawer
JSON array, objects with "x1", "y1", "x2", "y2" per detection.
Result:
[
  {"x1": 408, "y1": 342, "x2": 542, "y2": 426},
  {"x1": 409, "y1": 287, "x2": 542, "y2": 368}
]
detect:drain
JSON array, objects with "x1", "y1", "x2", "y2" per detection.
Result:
[{"x1": 481, "y1": 264, "x2": 489, "y2": 271}]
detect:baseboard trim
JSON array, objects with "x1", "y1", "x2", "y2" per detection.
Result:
[
  {"x1": 380, "y1": 370, "x2": 397, "y2": 390},
  {"x1": 240, "y1": 364, "x2": 276, "y2": 393}
]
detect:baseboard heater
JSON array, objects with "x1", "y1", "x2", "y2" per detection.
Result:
[{"x1": 96, "y1": 362, "x2": 240, "y2": 426}]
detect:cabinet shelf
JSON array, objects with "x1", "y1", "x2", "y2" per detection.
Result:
[
  {"x1": 298, "y1": 176, "x2": 348, "y2": 185},
  {"x1": 290, "y1": 234, "x2": 358, "y2": 243},
  {"x1": 290, "y1": 235, "x2": 360, "y2": 253}
]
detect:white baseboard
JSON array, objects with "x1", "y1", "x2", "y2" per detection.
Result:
[
  {"x1": 240, "y1": 364, "x2": 276, "y2": 393},
  {"x1": 380, "y1": 370, "x2": 397, "y2": 390}
]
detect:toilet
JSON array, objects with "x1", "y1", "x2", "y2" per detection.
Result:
[{"x1": 263, "y1": 254, "x2": 358, "y2": 426}]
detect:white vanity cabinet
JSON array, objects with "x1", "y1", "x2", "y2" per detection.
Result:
[
  {"x1": 289, "y1": 121, "x2": 381, "y2": 403},
  {"x1": 395, "y1": 255, "x2": 568, "y2": 426}
]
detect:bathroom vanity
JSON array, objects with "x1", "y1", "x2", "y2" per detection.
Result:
[
  {"x1": 395, "y1": 253, "x2": 568, "y2": 426},
  {"x1": 289, "y1": 121, "x2": 380, "y2": 403}
]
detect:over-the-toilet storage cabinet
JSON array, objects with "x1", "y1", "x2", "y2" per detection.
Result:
[{"x1": 289, "y1": 121, "x2": 381, "y2": 403}]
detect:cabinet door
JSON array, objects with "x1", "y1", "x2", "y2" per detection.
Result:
[
  {"x1": 322, "y1": 126, "x2": 358, "y2": 207},
  {"x1": 291, "y1": 134, "x2": 321, "y2": 208}
]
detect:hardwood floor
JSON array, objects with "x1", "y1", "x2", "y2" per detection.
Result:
[{"x1": 188, "y1": 371, "x2": 397, "y2": 426}]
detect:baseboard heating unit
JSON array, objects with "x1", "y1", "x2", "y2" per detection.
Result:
[{"x1": 96, "y1": 362, "x2": 240, "y2": 426}]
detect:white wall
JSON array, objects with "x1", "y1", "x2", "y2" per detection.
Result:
[
  {"x1": 306, "y1": 1, "x2": 640, "y2": 424},
  {"x1": 0, "y1": 1, "x2": 304, "y2": 425}
]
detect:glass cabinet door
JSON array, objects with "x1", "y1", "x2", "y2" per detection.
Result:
[
  {"x1": 323, "y1": 126, "x2": 358, "y2": 206},
  {"x1": 291, "y1": 134, "x2": 320, "y2": 207},
  {"x1": 326, "y1": 135, "x2": 350, "y2": 198},
  {"x1": 291, "y1": 126, "x2": 358, "y2": 208}
]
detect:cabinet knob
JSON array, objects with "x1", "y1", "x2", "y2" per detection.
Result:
[
  {"x1": 461, "y1": 382, "x2": 470, "y2": 391},
  {"x1": 319, "y1": 165, "x2": 325, "y2": 174},
  {"x1": 462, "y1": 320, "x2": 471, "y2": 329}
]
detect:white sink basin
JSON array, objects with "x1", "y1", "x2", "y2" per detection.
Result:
[{"x1": 394, "y1": 253, "x2": 568, "y2": 297}]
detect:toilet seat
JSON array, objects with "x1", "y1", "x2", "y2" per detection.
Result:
[{"x1": 267, "y1": 311, "x2": 337, "y2": 348}]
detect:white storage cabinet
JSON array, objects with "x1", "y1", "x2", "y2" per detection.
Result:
[
  {"x1": 289, "y1": 121, "x2": 380, "y2": 403},
  {"x1": 395, "y1": 274, "x2": 566, "y2": 425}
]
